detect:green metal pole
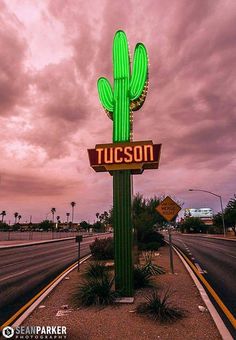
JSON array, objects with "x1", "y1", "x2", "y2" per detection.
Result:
[{"x1": 113, "y1": 170, "x2": 133, "y2": 296}]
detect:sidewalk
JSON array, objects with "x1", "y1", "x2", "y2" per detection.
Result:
[{"x1": 21, "y1": 245, "x2": 221, "y2": 340}]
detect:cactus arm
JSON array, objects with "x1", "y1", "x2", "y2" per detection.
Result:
[
  {"x1": 113, "y1": 30, "x2": 130, "y2": 80},
  {"x1": 113, "y1": 30, "x2": 130, "y2": 142},
  {"x1": 130, "y1": 43, "x2": 148, "y2": 100},
  {"x1": 97, "y1": 77, "x2": 114, "y2": 116}
]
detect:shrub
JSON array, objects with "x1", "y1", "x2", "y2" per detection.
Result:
[
  {"x1": 141, "y1": 231, "x2": 165, "y2": 245},
  {"x1": 133, "y1": 266, "x2": 153, "y2": 289},
  {"x1": 136, "y1": 289, "x2": 185, "y2": 323},
  {"x1": 138, "y1": 242, "x2": 161, "y2": 251},
  {"x1": 90, "y1": 237, "x2": 114, "y2": 260},
  {"x1": 72, "y1": 270, "x2": 118, "y2": 306},
  {"x1": 84, "y1": 261, "x2": 110, "y2": 280},
  {"x1": 142, "y1": 252, "x2": 165, "y2": 275}
]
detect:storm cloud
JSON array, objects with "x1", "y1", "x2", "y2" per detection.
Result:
[{"x1": 0, "y1": 0, "x2": 235, "y2": 222}]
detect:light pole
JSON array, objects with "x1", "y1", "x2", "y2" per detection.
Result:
[{"x1": 188, "y1": 189, "x2": 226, "y2": 237}]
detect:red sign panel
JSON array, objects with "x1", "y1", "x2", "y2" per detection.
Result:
[{"x1": 88, "y1": 140, "x2": 161, "y2": 174}]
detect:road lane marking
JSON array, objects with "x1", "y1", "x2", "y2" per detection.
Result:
[
  {"x1": 173, "y1": 245, "x2": 233, "y2": 340},
  {"x1": 0, "y1": 269, "x2": 30, "y2": 283},
  {"x1": 194, "y1": 263, "x2": 207, "y2": 274},
  {"x1": 0, "y1": 255, "x2": 91, "y2": 331},
  {"x1": 177, "y1": 247, "x2": 236, "y2": 329}
]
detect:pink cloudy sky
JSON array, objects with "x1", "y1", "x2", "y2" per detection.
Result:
[{"x1": 0, "y1": 0, "x2": 235, "y2": 223}]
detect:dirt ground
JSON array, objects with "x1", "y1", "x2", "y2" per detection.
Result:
[{"x1": 23, "y1": 245, "x2": 221, "y2": 340}]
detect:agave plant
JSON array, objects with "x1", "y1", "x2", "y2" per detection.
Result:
[
  {"x1": 83, "y1": 261, "x2": 111, "y2": 280},
  {"x1": 142, "y1": 251, "x2": 165, "y2": 276},
  {"x1": 72, "y1": 269, "x2": 118, "y2": 307},
  {"x1": 133, "y1": 265, "x2": 153, "y2": 289},
  {"x1": 136, "y1": 289, "x2": 185, "y2": 323}
]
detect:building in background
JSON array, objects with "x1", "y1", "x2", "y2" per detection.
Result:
[{"x1": 184, "y1": 208, "x2": 213, "y2": 225}]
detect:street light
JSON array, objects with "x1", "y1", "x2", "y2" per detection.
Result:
[{"x1": 188, "y1": 189, "x2": 226, "y2": 237}]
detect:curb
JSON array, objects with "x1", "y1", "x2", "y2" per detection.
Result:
[
  {"x1": 1, "y1": 254, "x2": 91, "y2": 330},
  {"x1": 0, "y1": 233, "x2": 108, "y2": 249},
  {"x1": 172, "y1": 245, "x2": 233, "y2": 340},
  {"x1": 0, "y1": 237, "x2": 76, "y2": 249}
]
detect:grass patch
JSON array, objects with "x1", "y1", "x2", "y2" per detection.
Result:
[{"x1": 136, "y1": 289, "x2": 186, "y2": 323}]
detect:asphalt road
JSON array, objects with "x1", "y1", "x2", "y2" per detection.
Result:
[
  {"x1": 0, "y1": 234, "x2": 108, "y2": 326},
  {"x1": 169, "y1": 233, "x2": 236, "y2": 337}
]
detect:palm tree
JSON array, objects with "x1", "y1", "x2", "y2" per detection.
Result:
[
  {"x1": 51, "y1": 208, "x2": 56, "y2": 223},
  {"x1": 14, "y1": 212, "x2": 19, "y2": 225},
  {"x1": 1, "y1": 211, "x2": 6, "y2": 223},
  {"x1": 66, "y1": 212, "x2": 70, "y2": 224},
  {"x1": 96, "y1": 212, "x2": 99, "y2": 220},
  {"x1": 56, "y1": 215, "x2": 60, "y2": 223},
  {"x1": 18, "y1": 215, "x2": 22, "y2": 224},
  {"x1": 70, "y1": 202, "x2": 76, "y2": 224}
]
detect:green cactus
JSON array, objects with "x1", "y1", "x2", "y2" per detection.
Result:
[
  {"x1": 97, "y1": 30, "x2": 148, "y2": 142},
  {"x1": 96, "y1": 31, "x2": 149, "y2": 297}
]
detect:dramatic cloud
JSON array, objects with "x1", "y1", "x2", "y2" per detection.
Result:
[{"x1": 0, "y1": 0, "x2": 235, "y2": 222}]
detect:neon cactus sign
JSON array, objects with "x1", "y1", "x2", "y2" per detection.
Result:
[
  {"x1": 89, "y1": 30, "x2": 161, "y2": 297},
  {"x1": 97, "y1": 30, "x2": 148, "y2": 142}
]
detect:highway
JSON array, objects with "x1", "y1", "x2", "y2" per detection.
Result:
[
  {"x1": 0, "y1": 234, "x2": 108, "y2": 326},
  {"x1": 169, "y1": 233, "x2": 236, "y2": 338}
]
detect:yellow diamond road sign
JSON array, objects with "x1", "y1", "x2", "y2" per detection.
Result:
[{"x1": 156, "y1": 196, "x2": 181, "y2": 222}]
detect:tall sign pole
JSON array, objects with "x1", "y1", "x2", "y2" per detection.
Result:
[
  {"x1": 89, "y1": 31, "x2": 161, "y2": 297},
  {"x1": 97, "y1": 31, "x2": 148, "y2": 297}
]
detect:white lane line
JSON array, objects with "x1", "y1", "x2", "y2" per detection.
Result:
[
  {"x1": 0, "y1": 269, "x2": 30, "y2": 283},
  {"x1": 12, "y1": 255, "x2": 91, "y2": 327},
  {"x1": 173, "y1": 246, "x2": 233, "y2": 340},
  {"x1": 194, "y1": 262, "x2": 207, "y2": 274}
]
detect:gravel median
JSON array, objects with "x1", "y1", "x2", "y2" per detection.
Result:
[{"x1": 22, "y1": 245, "x2": 221, "y2": 340}]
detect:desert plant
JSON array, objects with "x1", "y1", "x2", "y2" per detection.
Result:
[
  {"x1": 90, "y1": 237, "x2": 114, "y2": 260},
  {"x1": 72, "y1": 271, "x2": 118, "y2": 306},
  {"x1": 136, "y1": 289, "x2": 185, "y2": 323},
  {"x1": 133, "y1": 266, "x2": 153, "y2": 289},
  {"x1": 142, "y1": 252, "x2": 165, "y2": 276},
  {"x1": 84, "y1": 261, "x2": 110, "y2": 280}
]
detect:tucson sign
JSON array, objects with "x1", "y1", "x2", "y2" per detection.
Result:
[
  {"x1": 88, "y1": 141, "x2": 161, "y2": 174},
  {"x1": 88, "y1": 30, "x2": 162, "y2": 297}
]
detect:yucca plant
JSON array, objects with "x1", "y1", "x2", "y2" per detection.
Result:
[
  {"x1": 142, "y1": 251, "x2": 165, "y2": 276},
  {"x1": 72, "y1": 270, "x2": 118, "y2": 306},
  {"x1": 84, "y1": 261, "x2": 111, "y2": 280},
  {"x1": 133, "y1": 266, "x2": 153, "y2": 289},
  {"x1": 136, "y1": 289, "x2": 185, "y2": 323}
]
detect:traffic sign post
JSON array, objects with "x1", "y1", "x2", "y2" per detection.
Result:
[
  {"x1": 156, "y1": 196, "x2": 181, "y2": 274},
  {"x1": 76, "y1": 235, "x2": 83, "y2": 271}
]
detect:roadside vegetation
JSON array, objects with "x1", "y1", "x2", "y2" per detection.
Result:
[
  {"x1": 176, "y1": 194, "x2": 236, "y2": 235},
  {"x1": 214, "y1": 195, "x2": 236, "y2": 235},
  {"x1": 136, "y1": 289, "x2": 185, "y2": 323},
  {"x1": 72, "y1": 265, "x2": 118, "y2": 306}
]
